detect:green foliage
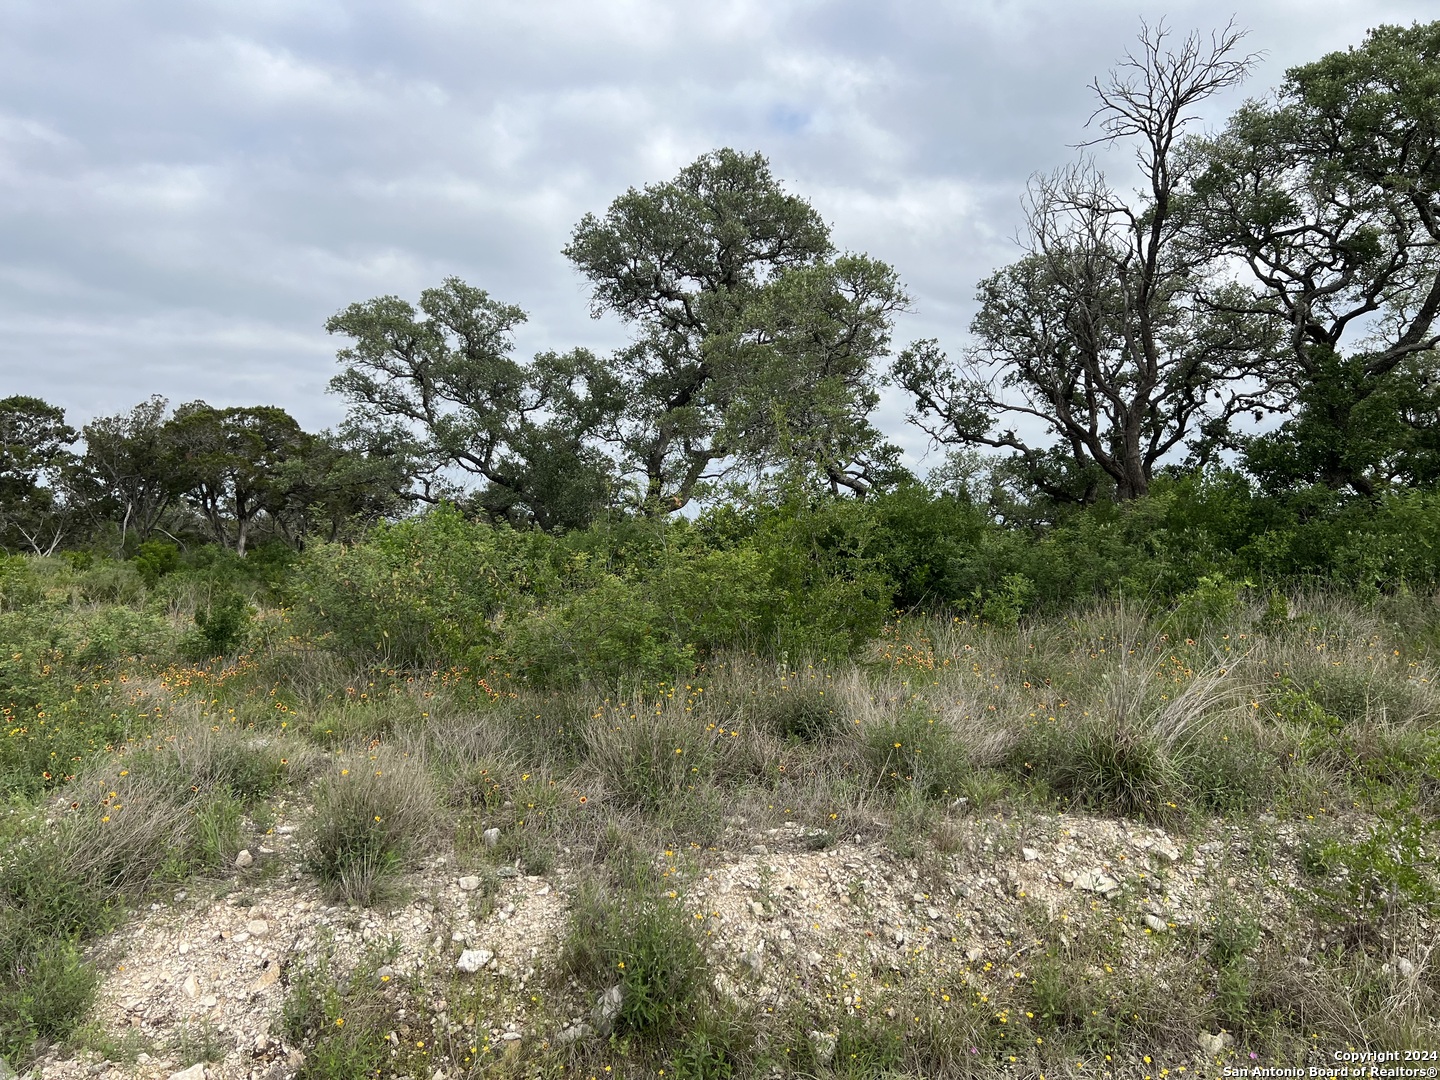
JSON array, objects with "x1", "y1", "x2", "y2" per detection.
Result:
[
  {"x1": 292, "y1": 504, "x2": 541, "y2": 667},
  {"x1": 303, "y1": 756, "x2": 439, "y2": 905},
  {"x1": 561, "y1": 878, "x2": 710, "y2": 1044},
  {"x1": 865, "y1": 706, "x2": 970, "y2": 800},
  {"x1": 133, "y1": 540, "x2": 180, "y2": 588},
  {"x1": 755, "y1": 683, "x2": 841, "y2": 744},
  {"x1": 0, "y1": 930, "x2": 101, "y2": 1061},
  {"x1": 191, "y1": 590, "x2": 254, "y2": 658},
  {"x1": 1163, "y1": 573, "x2": 1246, "y2": 639},
  {"x1": 1303, "y1": 806, "x2": 1438, "y2": 942},
  {"x1": 1014, "y1": 717, "x2": 1182, "y2": 822},
  {"x1": 281, "y1": 940, "x2": 397, "y2": 1080},
  {"x1": 1206, "y1": 898, "x2": 1262, "y2": 969},
  {"x1": 980, "y1": 572, "x2": 1034, "y2": 628}
]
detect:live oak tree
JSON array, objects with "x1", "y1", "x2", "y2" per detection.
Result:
[
  {"x1": 79, "y1": 396, "x2": 184, "y2": 548},
  {"x1": 0, "y1": 395, "x2": 77, "y2": 554},
  {"x1": 1191, "y1": 20, "x2": 1440, "y2": 494},
  {"x1": 166, "y1": 403, "x2": 311, "y2": 556},
  {"x1": 566, "y1": 148, "x2": 908, "y2": 511},
  {"x1": 892, "y1": 23, "x2": 1273, "y2": 504},
  {"x1": 331, "y1": 150, "x2": 909, "y2": 525},
  {"x1": 327, "y1": 278, "x2": 624, "y2": 531}
]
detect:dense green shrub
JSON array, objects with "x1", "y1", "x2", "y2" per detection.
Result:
[
  {"x1": 190, "y1": 590, "x2": 254, "y2": 658},
  {"x1": 292, "y1": 505, "x2": 549, "y2": 666}
]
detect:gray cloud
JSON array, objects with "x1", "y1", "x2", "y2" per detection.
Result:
[{"x1": 1, "y1": 0, "x2": 1432, "y2": 465}]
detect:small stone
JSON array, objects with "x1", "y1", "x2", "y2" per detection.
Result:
[
  {"x1": 275, "y1": 825, "x2": 296, "y2": 835},
  {"x1": 168, "y1": 1064, "x2": 206, "y2": 1080},
  {"x1": 234, "y1": 849, "x2": 254, "y2": 869},
  {"x1": 458, "y1": 876, "x2": 481, "y2": 892},
  {"x1": 1022, "y1": 847, "x2": 1039, "y2": 861},
  {"x1": 482, "y1": 828, "x2": 500, "y2": 849},
  {"x1": 809, "y1": 1030, "x2": 838, "y2": 1066},
  {"x1": 749, "y1": 901, "x2": 765, "y2": 917},
  {"x1": 177, "y1": 942, "x2": 189, "y2": 955},
  {"x1": 1143, "y1": 914, "x2": 1168, "y2": 933},
  {"x1": 741, "y1": 943, "x2": 764, "y2": 975},
  {"x1": 457, "y1": 949, "x2": 494, "y2": 973},
  {"x1": 499, "y1": 1031, "x2": 521, "y2": 1042},
  {"x1": 554, "y1": 1023, "x2": 591, "y2": 1045},
  {"x1": 247, "y1": 920, "x2": 269, "y2": 937},
  {"x1": 182, "y1": 974, "x2": 199, "y2": 999},
  {"x1": 593, "y1": 984, "x2": 624, "y2": 1035},
  {"x1": 1197, "y1": 1031, "x2": 1232, "y2": 1057},
  {"x1": 496, "y1": 866, "x2": 520, "y2": 878},
  {"x1": 252, "y1": 961, "x2": 281, "y2": 991},
  {"x1": 1398, "y1": 957, "x2": 1416, "y2": 978},
  {"x1": 1072, "y1": 870, "x2": 1119, "y2": 896}
]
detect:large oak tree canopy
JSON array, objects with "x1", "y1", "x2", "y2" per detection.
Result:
[
  {"x1": 329, "y1": 149, "x2": 909, "y2": 526},
  {"x1": 1190, "y1": 21, "x2": 1440, "y2": 493},
  {"x1": 891, "y1": 23, "x2": 1274, "y2": 505},
  {"x1": 565, "y1": 147, "x2": 908, "y2": 511}
]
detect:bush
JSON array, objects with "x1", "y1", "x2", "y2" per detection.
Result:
[
  {"x1": 190, "y1": 590, "x2": 254, "y2": 658},
  {"x1": 292, "y1": 505, "x2": 547, "y2": 667},
  {"x1": 1303, "y1": 806, "x2": 1438, "y2": 943},
  {"x1": 161, "y1": 724, "x2": 292, "y2": 803},
  {"x1": 303, "y1": 754, "x2": 439, "y2": 905},
  {"x1": 561, "y1": 878, "x2": 711, "y2": 1044},
  {"x1": 132, "y1": 540, "x2": 180, "y2": 589},
  {"x1": 863, "y1": 705, "x2": 970, "y2": 800},
  {"x1": 0, "y1": 928, "x2": 101, "y2": 1062},
  {"x1": 75, "y1": 558, "x2": 145, "y2": 604}
]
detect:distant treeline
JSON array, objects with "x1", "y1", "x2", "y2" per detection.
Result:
[{"x1": 2, "y1": 21, "x2": 1437, "y2": 669}]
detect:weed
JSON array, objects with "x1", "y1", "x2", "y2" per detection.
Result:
[
  {"x1": 303, "y1": 752, "x2": 439, "y2": 905},
  {"x1": 1302, "y1": 805, "x2": 1438, "y2": 944},
  {"x1": 560, "y1": 877, "x2": 712, "y2": 1044},
  {"x1": 864, "y1": 704, "x2": 970, "y2": 800}
]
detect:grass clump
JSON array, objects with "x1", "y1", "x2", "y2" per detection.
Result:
[
  {"x1": 303, "y1": 751, "x2": 439, "y2": 905},
  {"x1": 1012, "y1": 715, "x2": 1183, "y2": 822},
  {"x1": 561, "y1": 877, "x2": 709, "y2": 1043},
  {"x1": 281, "y1": 937, "x2": 414, "y2": 1080},
  {"x1": 0, "y1": 765, "x2": 255, "y2": 1064},
  {"x1": 749, "y1": 671, "x2": 844, "y2": 744},
  {"x1": 863, "y1": 703, "x2": 970, "y2": 800},
  {"x1": 557, "y1": 856, "x2": 752, "y2": 1073}
]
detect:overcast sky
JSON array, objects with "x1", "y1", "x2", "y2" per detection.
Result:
[{"x1": 1, "y1": 0, "x2": 1432, "y2": 469}]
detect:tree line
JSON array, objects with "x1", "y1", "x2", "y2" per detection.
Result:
[{"x1": 3, "y1": 20, "x2": 1438, "y2": 558}]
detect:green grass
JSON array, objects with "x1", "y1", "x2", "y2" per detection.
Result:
[{"x1": 1, "y1": 562, "x2": 1438, "y2": 1075}]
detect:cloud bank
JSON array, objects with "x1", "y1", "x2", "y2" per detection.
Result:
[{"x1": 1, "y1": 0, "x2": 1431, "y2": 467}]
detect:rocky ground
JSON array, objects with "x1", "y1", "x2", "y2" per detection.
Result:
[{"x1": 19, "y1": 802, "x2": 1374, "y2": 1080}]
